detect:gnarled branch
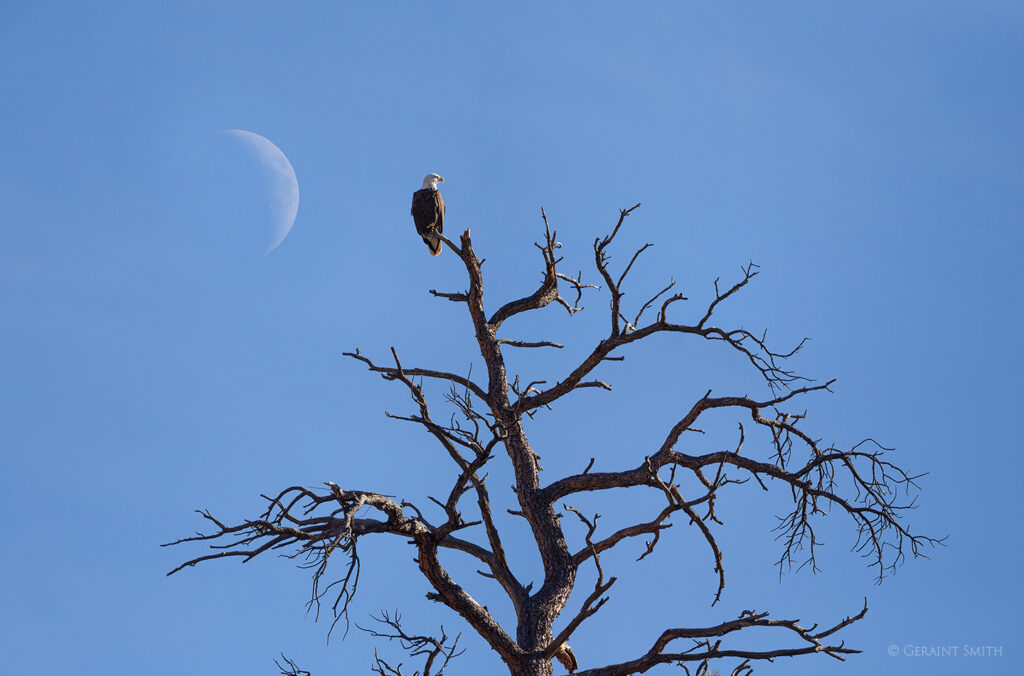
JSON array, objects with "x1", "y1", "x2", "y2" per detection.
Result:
[{"x1": 573, "y1": 601, "x2": 868, "y2": 676}]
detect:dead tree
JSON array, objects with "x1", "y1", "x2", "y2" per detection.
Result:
[{"x1": 166, "y1": 205, "x2": 939, "y2": 675}]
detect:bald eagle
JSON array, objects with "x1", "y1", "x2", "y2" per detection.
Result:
[{"x1": 411, "y1": 173, "x2": 445, "y2": 256}]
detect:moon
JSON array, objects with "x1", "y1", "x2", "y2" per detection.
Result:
[{"x1": 221, "y1": 129, "x2": 299, "y2": 253}]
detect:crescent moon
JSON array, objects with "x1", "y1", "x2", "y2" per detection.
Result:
[{"x1": 221, "y1": 129, "x2": 299, "y2": 253}]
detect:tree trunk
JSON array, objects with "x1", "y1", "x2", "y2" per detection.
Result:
[{"x1": 511, "y1": 657, "x2": 554, "y2": 676}]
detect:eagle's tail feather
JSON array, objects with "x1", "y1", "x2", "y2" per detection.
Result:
[{"x1": 427, "y1": 236, "x2": 443, "y2": 256}]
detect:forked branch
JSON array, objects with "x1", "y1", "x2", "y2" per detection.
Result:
[
  {"x1": 572, "y1": 601, "x2": 869, "y2": 676},
  {"x1": 489, "y1": 208, "x2": 598, "y2": 328},
  {"x1": 361, "y1": 610, "x2": 464, "y2": 676}
]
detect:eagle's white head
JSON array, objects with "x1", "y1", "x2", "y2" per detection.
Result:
[{"x1": 422, "y1": 173, "x2": 445, "y2": 190}]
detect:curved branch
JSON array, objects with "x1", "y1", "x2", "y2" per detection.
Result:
[
  {"x1": 163, "y1": 484, "x2": 516, "y2": 646},
  {"x1": 489, "y1": 209, "x2": 596, "y2": 328},
  {"x1": 344, "y1": 348, "x2": 489, "y2": 405},
  {"x1": 573, "y1": 602, "x2": 868, "y2": 676},
  {"x1": 517, "y1": 218, "x2": 811, "y2": 413},
  {"x1": 417, "y1": 537, "x2": 523, "y2": 666},
  {"x1": 545, "y1": 386, "x2": 940, "y2": 582}
]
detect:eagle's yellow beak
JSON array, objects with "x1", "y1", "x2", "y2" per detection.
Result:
[{"x1": 438, "y1": 176, "x2": 445, "y2": 182}]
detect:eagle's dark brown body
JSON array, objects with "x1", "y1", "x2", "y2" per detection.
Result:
[{"x1": 411, "y1": 187, "x2": 445, "y2": 256}]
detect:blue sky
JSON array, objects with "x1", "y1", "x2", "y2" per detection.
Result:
[{"x1": 2, "y1": 2, "x2": 1022, "y2": 674}]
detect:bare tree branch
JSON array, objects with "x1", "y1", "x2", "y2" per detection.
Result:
[
  {"x1": 545, "y1": 507, "x2": 615, "y2": 667},
  {"x1": 274, "y1": 654, "x2": 311, "y2": 676},
  {"x1": 488, "y1": 209, "x2": 598, "y2": 328},
  {"x1": 344, "y1": 348, "x2": 489, "y2": 405},
  {"x1": 573, "y1": 601, "x2": 869, "y2": 676},
  {"x1": 361, "y1": 610, "x2": 464, "y2": 676},
  {"x1": 544, "y1": 384, "x2": 943, "y2": 584},
  {"x1": 498, "y1": 339, "x2": 566, "y2": 349}
]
